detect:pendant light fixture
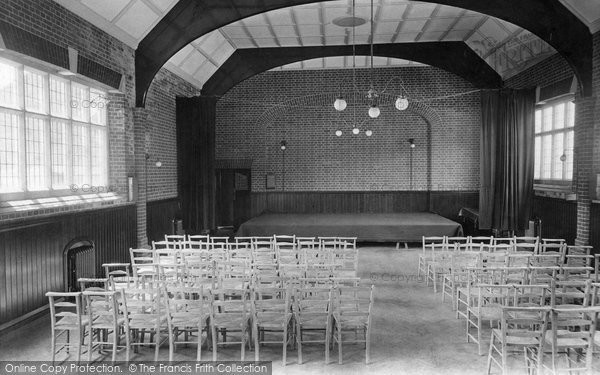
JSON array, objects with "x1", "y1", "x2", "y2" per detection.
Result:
[{"x1": 367, "y1": 0, "x2": 380, "y2": 119}]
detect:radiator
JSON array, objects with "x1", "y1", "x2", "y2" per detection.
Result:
[{"x1": 67, "y1": 245, "x2": 96, "y2": 292}]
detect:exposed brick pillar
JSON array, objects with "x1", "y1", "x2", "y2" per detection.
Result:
[
  {"x1": 574, "y1": 96, "x2": 595, "y2": 245},
  {"x1": 107, "y1": 93, "x2": 128, "y2": 194},
  {"x1": 133, "y1": 107, "x2": 150, "y2": 248}
]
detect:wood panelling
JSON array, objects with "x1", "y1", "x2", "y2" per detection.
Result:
[
  {"x1": 532, "y1": 196, "x2": 577, "y2": 244},
  {"x1": 430, "y1": 191, "x2": 479, "y2": 220},
  {"x1": 590, "y1": 203, "x2": 600, "y2": 254},
  {"x1": 147, "y1": 198, "x2": 181, "y2": 242},
  {"x1": 250, "y1": 191, "x2": 478, "y2": 219},
  {"x1": 0, "y1": 204, "x2": 136, "y2": 326}
]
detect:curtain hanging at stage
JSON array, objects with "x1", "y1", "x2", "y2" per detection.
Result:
[
  {"x1": 479, "y1": 88, "x2": 535, "y2": 232},
  {"x1": 176, "y1": 96, "x2": 217, "y2": 233}
]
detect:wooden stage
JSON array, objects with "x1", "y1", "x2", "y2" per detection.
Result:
[{"x1": 236, "y1": 212, "x2": 463, "y2": 242}]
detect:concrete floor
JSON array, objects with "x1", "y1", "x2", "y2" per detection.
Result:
[{"x1": 0, "y1": 246, "x2": 514, "y2": 374}]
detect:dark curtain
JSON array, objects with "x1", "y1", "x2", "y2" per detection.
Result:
[
  {"x1": 479, "y1": 88, "x2": 535, "y2": 232},
  {"x1": 176, "y1": 96, "x2": 216, "y2": 233}
]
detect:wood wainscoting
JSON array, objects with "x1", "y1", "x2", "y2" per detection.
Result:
[
  {"x1": 249, "y1": 191, "x2": 479, "y2": 221},
  {"x1": 0, "y1": 204, "x2": 136, "y2": 327}
]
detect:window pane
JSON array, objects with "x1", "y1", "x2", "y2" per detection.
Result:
[
  {"x1": 50, "y1": 75, "x2": 70, "y2": 119},
  {"x1": 89, "y1": 89, "x2": 107, "y2": 126},
  {"x1": 72, "y1": 123, "x2": 90, "y2": 186},
  {"x1": 25, "y1": 115, "x2": 47, "y2": 190},
  {"x1": 0, "y1": 109, "x2": 22, "y2": 192},
  {"x1": 554, "y1": 103, "x2": 565, "y2": 130},
  {"x1": 71, "y1": 83, "x2": 89, "y2": 122},
  {"x1": 91, "y1": 127, "x2": 107, "y2": 186},
  {"x1": 24, "y1": 68, "x2": 47, "y2": 114},
  {"x1": 552, "y1": 133, "x2": 564, "y2": 179},
  {"x1": 565, "y1": 130, "x2": 574, "y2": 180},
  {"x1": 534, "y1": 136, "x2": 541, "y2": 179},
  {"x1": 541, "y1": 134, "x2": 552, "y2": 179},
  {"x1": 51, "y1": 119, "x2": 69, "y2": 189},
  {"x1": 542, "y1": 107, "x2": 552, "y2": 132},
  {"x1": 534, "y1": 110, "x2": 541, "y2": 133},
  {"x1": 566, "y1": 101, "x2": 575, "y2": 128},
  {"x1": 0, "y1": 60, "x2": 21, "y2": 109}
]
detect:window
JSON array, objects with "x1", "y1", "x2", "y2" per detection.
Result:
[
  {"x1": 534, "y1": 98, "x2": 574, "y2": 182},
  {"x1": 0, "y1": 57, "x2": 108, "y2": 196}
]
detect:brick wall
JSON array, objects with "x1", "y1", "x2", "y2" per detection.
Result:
[
  {"x1": 505, "y1": 51, "x2": 598, "y2": 246},
  {"x1": 0, "y1": 0, "x2": 136, "y2": 220},
  {"x1": 145, "y1": 68, "x2": 199, "y2": 201},
  {"x1": 0, "y1": 0, "x2": 190, "y2": 246},
  {"x1": 504, "y1": 53, "x2": 575, "y2": 89},
  {"x1": 216, "y1": 66, "x2": 481, "y2": 192}
]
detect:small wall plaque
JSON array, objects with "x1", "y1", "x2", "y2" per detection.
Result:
[{"x1": 266, "y1": 173, "x2": 276, "y2": 189}]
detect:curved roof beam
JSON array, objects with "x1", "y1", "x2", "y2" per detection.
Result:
[
  {"x1": 135, "y1": 0, "x2": 591, "y2": 106},
  {"x1": 201, "y1": 42, "x2": 502, "y2": 96}
]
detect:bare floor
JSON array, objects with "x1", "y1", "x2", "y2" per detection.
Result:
[{"x1": 0, "y1": 246, "x2": 517, "y2": 374}]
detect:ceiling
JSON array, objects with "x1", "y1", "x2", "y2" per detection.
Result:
[{"x1": 54, "y1": 0, "x2": 600, "y2": 91}]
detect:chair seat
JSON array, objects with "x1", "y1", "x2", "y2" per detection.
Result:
[
  {"x1": 91, "y1": 316, "x2": 126, "y2": 329},
  {"x1": 255, "y1": 313, "x2": 291, "y2": 327},
  {"x1": 469, "y1": 306, "x2": 502, "y2": 320},
  {"x1": 544, "y1": 331, "x2": 588, "y2": 348},
  {"x1": 56, "y1": 315, "x2": 90, "y2": 328},
  {"x1": 492, "y1": 329, "x2": 540, "y2": 346},
  {"x1": 213, "y1": 316, "x2": 249, "y2": 328}
]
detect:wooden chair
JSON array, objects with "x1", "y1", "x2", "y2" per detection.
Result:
[
  {"x1": 164, "y1": 285, "x2": 209, "y2": 361},
  {"x1": 543, "y1": 306, "x2": 600, "y2": 374},
  {"x1": 293, "y1": 287, "x2": 333, "y2": 364},
  {"x1": 273, "y1": 234, "x2": 296, "y2": 244},
  {"x1": 425, "y1": 243, "x2": 452, "y2": 293},
  {"x1": 251, "y1": 287, "x2": 293, "y2": 365},
  {"x1": 276, "y1": 242, "x2": 298, "y2": 265},
  {"x1": 487, "y1": 306, "x2": 550, "y2": 375},
  {"x1": 209, "y1": 288, "x2": 251, "y2": 361},
  {"x1": 82, "y1": 290, "x2": 128, "y2": 362},
  {"x1": 513, "y1": 236, "x2": 539, "y2": 253},
  {"x1": 122, "y1": 286, "x2": 167, "y2": 361},
  {"x1": 442, "y1": 251, "x2": 480, "y2": 307},
  {"x1": 129, "y1": 248, "x2": 157, "y2": 285},
  {"x1": 165, "y1": 234, "x2": 186, "y2": 243},
  {"x1": 102, "y1": 263, "x2": 131, "y2": 290},
  {"x1": 46, "y1": 291, "x2": 88, "y2": 363},
  {"x1": 467, "y1": 284, "x2": 513, "y2": 355},
  {"x1": 418, "y1": 236, "x2": 446, "y2": 279},
  {"x1": 332, "y1": 285, "x2": 374, "y2": 364}
]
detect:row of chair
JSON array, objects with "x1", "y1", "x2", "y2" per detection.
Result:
[
  {"x1": 158, "y1": 234, "x2": 358, "y2": 251},
  {"x1": 46, "y1": 283, "x2": 374, "y2": 365},
  {"x1": 420, "y1": 235, "x2": 600, "y2": 373}
]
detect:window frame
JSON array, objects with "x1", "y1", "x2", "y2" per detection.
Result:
[
  {"x1": 533, "y1": 95, "x2": 575, "y2": 187},
  {"x1": 0, "y1": 56, "x2": 110, "y2": 201}
]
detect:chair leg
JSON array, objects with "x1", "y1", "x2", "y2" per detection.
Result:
[
  {"x1": 365, "y1": 325, "x2": 371, "y2": 364},
  {"x1": 241, "y1": 326, "x2": 246, "y2": 361},
  {"x1": 197, "y1": 327, "x2": 202, "y2": 361},
  {"x1": 486, "y1": 334, "x2": 494, "y2": 374},
  {"x1": 254, "y1": 323, "x2": 259, "y2": 362},
  {"x1": 154, "y1": 329, "x2": 160, "y2": 362},
  {"x1": 169, "y1": 329, "x2": 174, "y2": 361},
  {"x1": 125, "y1": 327, "x2": 130, "y2": 362},
  {"x1": 212, "y1": 325, "x2": 218, "y2": 361},
  {"x1": 297, "y1": 323, "x2": 302, "y2": 365},
  {"x1": 112, "y1": 327, "x2": 118, "y2": 362},
  {"x1": 51, "y1": 331, "x2": 56, "y2": 363},
  {"x1": 76, "y1": 329, "x2": 82, "y2": 363},
  {"x1": 477, "y1": 318, "x2": 483, "y2": 356},
  {"x1": 337, "y1": 323, "x2": 342, "y2": 365},
  {"x1": 88, "y1": 328, "x2": 93, "y2": 362},
  {"x1": 282, "y1": 324, "x2": 288, "y2": 366}
]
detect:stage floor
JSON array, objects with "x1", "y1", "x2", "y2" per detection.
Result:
[{"x1": 236, "y1": 212, "x2": 462, "y2": 242}]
